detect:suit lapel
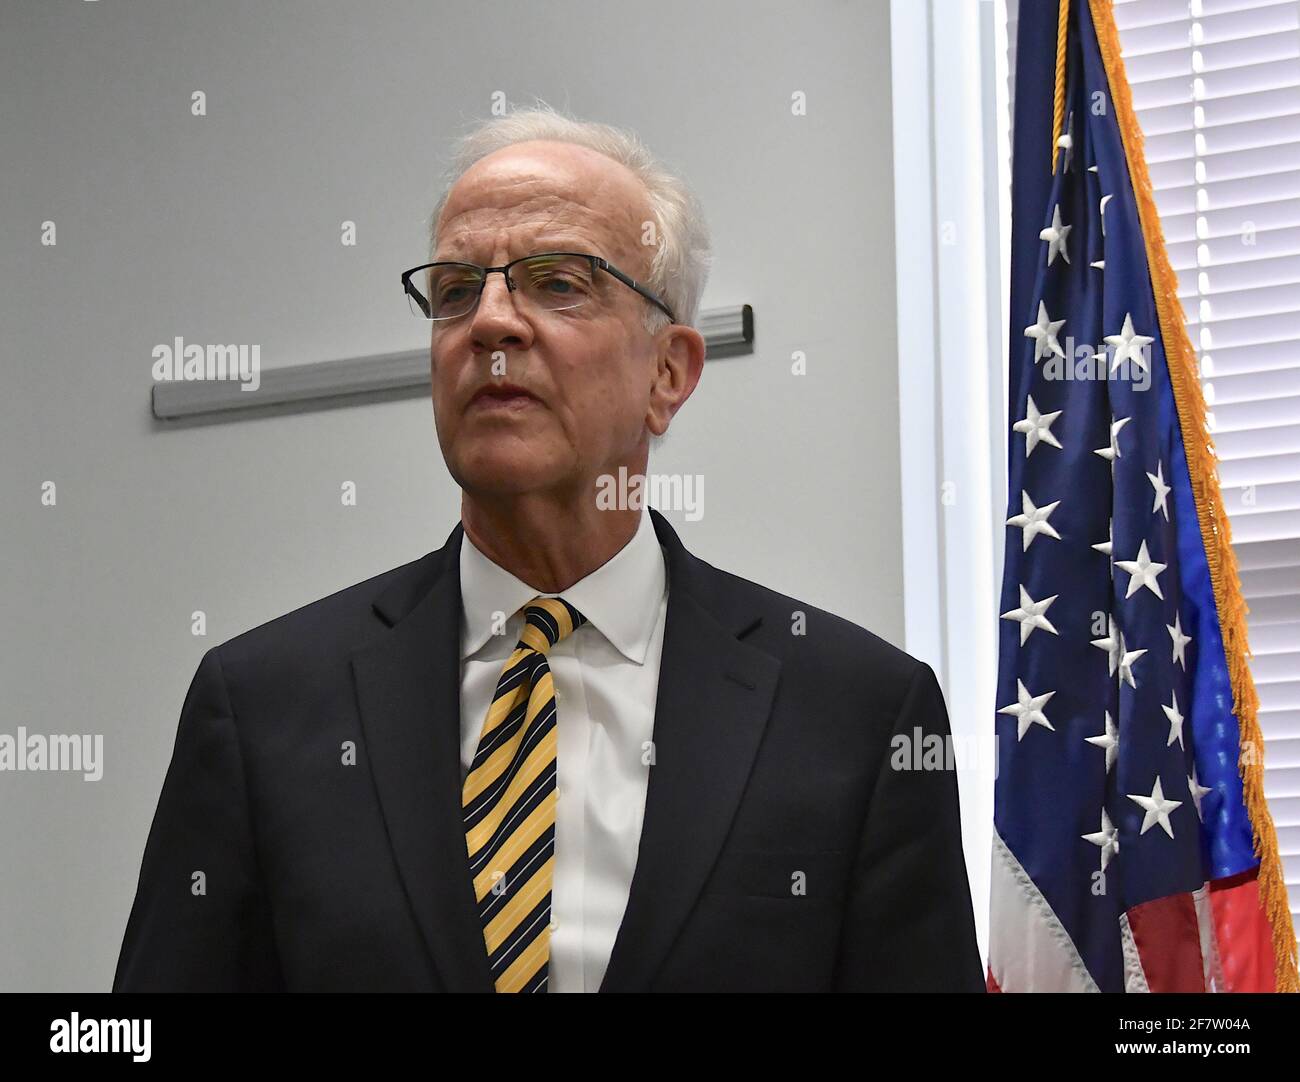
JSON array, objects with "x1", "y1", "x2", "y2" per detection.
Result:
[
  {"x1": 598, "y1": 511, "x2": 781, "y2": 991},
  {"x1": 348, "y1": 510, "x2": 781, "y2": 994},
  {"x1": 350, "y1": 523, "x2": 497, "y2": 992}
]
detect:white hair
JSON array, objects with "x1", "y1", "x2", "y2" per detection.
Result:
[{"x1": 427, "y1": 103, "x2": 712, "y2": 335}]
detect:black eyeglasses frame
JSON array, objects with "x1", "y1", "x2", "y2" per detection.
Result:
[{"x1": 400, "y1": 251, "x2": 677, "y2": 324}]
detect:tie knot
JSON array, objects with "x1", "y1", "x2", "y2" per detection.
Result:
[{"x1": 518, "y1": 596, "x2": 587, "y2": 656}]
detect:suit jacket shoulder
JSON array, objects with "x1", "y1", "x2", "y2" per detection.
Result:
[
  {"x1": 673, "y1": 542, "x2": 931, "y2": 718},
  {"x1": 206, "y1": 547, "x2": 443, "y2": 707}
]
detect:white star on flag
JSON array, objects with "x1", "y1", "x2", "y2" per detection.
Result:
[
  {"x1": 1118, "y1": 631, "x2": 1147, "y2": 689},
  {"x1": 1116, "y1": 539, "x2": 1167, "y2": 600},
  {"x1": 1001, "y1": 585, "x2": 1060, "y2": 645},
  {"x1": 1128, "y1": 776, "x2": 1183, "y2": 839},
  {"x1": 1093, "y1": 415, "x2": 1130, "y2": 466},
  {"x1": 1162, "y1": 690, "x2": 1185, "y2": 749},
  {"x1": 1105, "y1": 312, "x2": 1154, "y2": 375},
  {"x1": 1040, "y1": 204, "x2": 1073, "y2": 266},
  {"x1": 1188, "y1": 767, "x2": 1213, "y2": 821},
  {"x1": 1014, "y1": 394, "x2": 1063, "y2": 456},
  {"x1": 1147, "y1": 461, "x2": 1171, "y2": 521},
  {"x1": 998, "y1": 679, "x2": 1057, "y2": 740},
  {"x1": 1090, "y1": 614, "x2": 1121, "y2": 677},
  {"x1": 1168, "y1": 612, "x2": 1192, "y2": 669},
  {"x1": 1092, "y1": 519, "x2": 1113, "y2": 560},
  {"x1": 1006, "y1": 490, "x2": 1062, "y2": 551},
  {"x1": 1024, "y1": 301, "x2": 1066, "y2": 363},
  {"x1": 1085, "y1": 710, "x2": 1119, "y2": 773},
  {"x1": 1082, "y1": 808, "x2": 1119, "y2": 871}
]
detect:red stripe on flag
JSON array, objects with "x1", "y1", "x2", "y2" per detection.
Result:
[
  {"x1": 1126, "y1": 892, "x2": 1206, "y2": 992},
  {"x1": 1210, "y1": 869, "x2": 1277, "y2": 993}
]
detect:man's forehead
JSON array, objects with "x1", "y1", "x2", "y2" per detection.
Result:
[
  {"x1": 436, "y1": 212, "x2": 647, "y2": 276},
  {"x1": 436, "y1": 211, "x2": 601, "y2": 258},
  {"x1": 435, "y1": 143, "x2": 650, "y2": 269}
]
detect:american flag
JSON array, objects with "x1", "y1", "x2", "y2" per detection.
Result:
[{"x1": 987, "y1": 0, "x2": 1297, "y2": 993}]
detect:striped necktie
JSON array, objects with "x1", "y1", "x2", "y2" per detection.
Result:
[{"x1": 462, "y1": 595, "x2": 587, "y2": 993}]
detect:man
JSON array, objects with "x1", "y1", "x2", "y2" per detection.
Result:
[{"x1": 114, "y1": 107, "x2": 984, "y2": 992}]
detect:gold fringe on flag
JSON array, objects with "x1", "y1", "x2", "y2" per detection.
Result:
[{"x1": 1087, "y1": 0, "x2": 1299, "y2": 992}]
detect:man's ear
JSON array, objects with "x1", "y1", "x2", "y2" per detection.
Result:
[{"x1": 646, "y1": 325, "x2": 706, "y2": 436}]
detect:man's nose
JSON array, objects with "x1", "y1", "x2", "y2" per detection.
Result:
[{"x1": 469, "y1": 271, "x2": 532, "y2": 350}]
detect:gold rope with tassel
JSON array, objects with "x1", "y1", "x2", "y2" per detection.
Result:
[
  {"x1": 1087, "y1": 0, "x2": 1298, "y2": 992},
  {"x1": 1051, "y1": 0, "x2": 1071, "y2": 171}
]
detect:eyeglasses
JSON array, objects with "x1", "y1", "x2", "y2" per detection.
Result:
[{"x1": 400, "y1": 251, "x2": 676, "y2": 324}]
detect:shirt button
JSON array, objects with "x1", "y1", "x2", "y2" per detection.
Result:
[{"x1": 548, "y1": 921, "x2": 559, "y2": 934}]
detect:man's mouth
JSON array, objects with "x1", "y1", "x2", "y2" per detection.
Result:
[
  {"x1": 470, "y1": 392, "x2": 535, "y2": 410},
  {"x1": 470, "y1": 384, "x2": 540, "y2": 410},
  {"x1": 473, "y1": 393, "x2": 536, "y2": 408}
]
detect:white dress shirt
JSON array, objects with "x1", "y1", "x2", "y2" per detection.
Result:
[{"x1": 458, "y1": 504, "x2": 668, "y2": 992}]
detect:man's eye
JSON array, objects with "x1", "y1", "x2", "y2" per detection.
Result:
[{"x1": 537, "y1": 274, "x2": 587, "y2": 294}]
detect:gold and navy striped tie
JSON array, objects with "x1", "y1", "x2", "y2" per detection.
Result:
[{"x1": 462, "y1": 595, "x2": 587, "y2": 993}]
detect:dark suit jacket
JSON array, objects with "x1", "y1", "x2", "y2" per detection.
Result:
[{"x1": 113, "y1": 508, "x2": 984, "y2": 992}]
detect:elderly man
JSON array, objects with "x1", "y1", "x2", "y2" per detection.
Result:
[{"x1": 114, "y1": 108, "x2": 984, "y2": 993}]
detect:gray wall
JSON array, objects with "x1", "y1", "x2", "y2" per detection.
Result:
[{"x1": 0, "y1": 0, "x2": 899, "y2": 990}]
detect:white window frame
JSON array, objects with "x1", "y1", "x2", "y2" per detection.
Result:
[{"x1": 889, "y1": 0, "x2": 1014, "y2": 962}]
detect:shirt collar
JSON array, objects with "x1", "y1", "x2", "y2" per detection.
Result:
[{"x1": 459, "y1": 504, "x2": 666, "y2": 664}]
